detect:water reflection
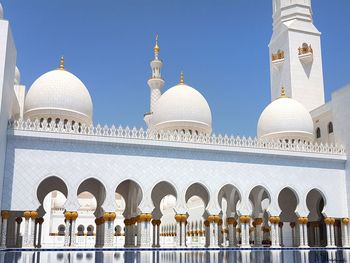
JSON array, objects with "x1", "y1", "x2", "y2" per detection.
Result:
[{"x1": 0, "y1": 249, "x2": 348, "y2": 263}]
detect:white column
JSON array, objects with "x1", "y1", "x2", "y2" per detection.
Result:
[
  {"x1": 208, "y1": 222, "x2": 216, "y2": 247},
  {"x1": 298, "y1": 217, "x2": 308, "y2": 248},
  {"x1": 28, "y1": 218, "x2": 36, "y2": 248},
  {"x1": 326, "y1": 223, "x2": 331, "y2": 247},
  {"x1": 70, "y1": 218, "x2": 77, "y2": 247},
  {"x1": 64, "y1": 219, "x2": 71, "y2": 247},
  {"x1": 342, "y1": 218, "x2": 350, "y2": 247},
  {"x1": 0, "y1": 211, "x2": 10, "y2": 248},
  {"x1": 303, "y1": 224, "x2": 309, "y2": 247},
  {"x1": 227, "y1": 222, "x2": 235, "y2": 247},
  {"x1": 239, "y1": 216, "x2": 251, "y2": 248},
  {"x1": 215, "y1": 222, "x2": 220, "y2": 247},
  {"x1": 254, "y1": 219, "x2": 263, "y2": 247},
  {"x1": 136, "y1": 219, "x2": 141, "y2": 247},
  {"x1": 181, "y1": 221, "x2": 187, "y2": 247},
  {"x1": 139, "y1": 213, "x2": 152, "y2": 248},
  {"x1": 23, "y1": 212, "x2": 30, "y2": 247},
  {"x1": 175, "y1": 220, "x2": 181, "y2": 247},
  {"x1": 331, "y1": 223, "x2": 336, "y2": 247}
]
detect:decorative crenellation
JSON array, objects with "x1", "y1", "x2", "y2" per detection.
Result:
[
  {"x1": 9, "y1": 118, "x2": 346, "y2": 155},
  {"x1": 271, "y1": 50, "x2": 285, "y2": 61},
  {"x1": 298, "y1": 43, "x2": 313, "y2": 55}
]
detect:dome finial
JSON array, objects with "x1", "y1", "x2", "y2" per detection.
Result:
[
  {"x1": 180, "y1": 71, "x2": 185, "y2": 84},
  {"x1": 59, "y1": 56, "x2": 65, "y2": 70},
  {"x1": 280, "y1": 85, "x2": 286, "y2": 97},
  {"x1": 154, "y1": 34, "x2": 160, "y2": 53}
]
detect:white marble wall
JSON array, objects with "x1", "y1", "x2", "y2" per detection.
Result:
[{"x1": 1, "y1": 128, "x2": 347, "y2": 219}]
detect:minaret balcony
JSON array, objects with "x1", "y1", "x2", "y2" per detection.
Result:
[
  {"x1": 271, "y1": 50, "x2": 285, "y2": 70},
  {"x1": 298, "y1": 43, "x2": 313, "y2": 64}
]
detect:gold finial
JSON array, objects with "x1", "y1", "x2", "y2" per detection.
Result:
[
  {"x1": 59, "y1": 56, "x2": 65, "y2": 70},
  {"x1": 154, "y1": 34, "x2": 160, "y2": 53},
  {"x1": 180, "y1": 71, "x2": 184, "y2": 84},
  {"x1": 281, "y1": 85, "x2": 286, "y2": 97}
]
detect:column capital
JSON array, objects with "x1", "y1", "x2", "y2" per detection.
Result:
[
  {"x1": 297, "y1": 217, "x2": 308, "y2": 225},
  {"x1": 269, "y1": 216, "x2": 280, "y2": 224},
  {"x1": 254, "y1": 218, "x2": 263, "y2": 225},
  {"x1": 103, "y1": 212, "x2": 116, "y2": 222},
  {"x1": 1, "y1": 210, "x2": 10, "y2": 220},
  {"x1": 227, "y1": 217, "x2": 237, "y2": 225},
  {"x1": 342, "y1": 218, "x2": 349, "y2": 225},
  {"x1": 23, "y1": 211, "x2": 31, "y2": 220},
  {"x1": 290, "y1": 222, "x2": 296, "y2": 228},
  {"x1": 139, "y1": 213, "x2": 152, "y2": 222},
  {"x1": 95, "y1": 217, "x2": 105, "y2": 225},
  {"x1": 204, "y1": 220, "x2": 210, "y2": 227},
  {"x1": 324, "y1": 217, "x2": 336, "y2": 225},
  {"x1": 263, "y1": 226, "x2": 271, "y2": 233},
  {"x1": 64, "y1": 211, "x2": 72, "y2": 220},
  {"x1": 175, "y1": 214, "x2": 187, "y2": 222},
  {"x1": 239, "y1": 215, "x2": 251, "y2": 224}
]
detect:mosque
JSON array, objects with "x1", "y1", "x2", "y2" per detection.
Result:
[{"x1": 0, "y1": 0, "x2": 349, "y2": 250}]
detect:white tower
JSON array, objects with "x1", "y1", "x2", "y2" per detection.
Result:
[
  {"x1": 144, "y1": 35, "x2": 165, "y2": 127},
  {"x1": 269, "y1": 0, "x2": 325, "y2": 112},
  {"x1": 0, "y1": 4, "x2": 17, "y2": 211}
]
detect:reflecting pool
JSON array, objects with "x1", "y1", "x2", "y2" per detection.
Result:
[{"x1": 0, "y1": 249, "x2": 349, "y2": 263}]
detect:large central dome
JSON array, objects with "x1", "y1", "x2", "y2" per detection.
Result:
[
  {"x1": 150, "y1": 77, "x2": 212, "y2": 135},
  {"x1": 24, "y1": 59, "x2": 93, "y2": 125}
]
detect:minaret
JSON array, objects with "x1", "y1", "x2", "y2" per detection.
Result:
[
  {"x1": 269, "y1": 0, "x2": 325, "y2": 112},
  {"x1": 144, "y1": 35, "x2": 165, "y2": 127}
]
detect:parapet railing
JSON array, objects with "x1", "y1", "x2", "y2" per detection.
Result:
[{"x1": 9, "y1": 119, "x2": 346, "y2": 155}]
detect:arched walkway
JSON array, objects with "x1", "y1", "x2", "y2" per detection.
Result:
[
  {"x1": 307, "y1": 189, "x2": 327, "y2": 247},
  {"x1": 151, "y1": 181, "x2": 177, "y2": 247},
  {"x1": 116, "y1": 180, "x2": 143, "y2": 247},
  {"x1": 278, "y1": 187, "x2": 299, "y2": 247}
]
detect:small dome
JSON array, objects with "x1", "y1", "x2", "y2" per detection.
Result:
[
  {"x1": 151, "y1": 81, "x2": 212, "y2": 135},
  {"x1": 24, "y1": 67, "x2": 93, "y2": 125},
  {"x1": 257, "y1": 96, "x2": 314, "y2": 142},
  {"x1": 14, "y1": 66, "x2": 20, "y2": 85}
]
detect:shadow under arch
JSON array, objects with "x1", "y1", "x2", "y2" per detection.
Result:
[
  {"x1": 115, "y1": 179, "x2": 143, "y2": 218},
  {"x1": 37, "y1": 176, "x2": 68, "y2": 215},
  {"x1": 249, "y1": 185, "x2": 271, "y2": 218},
  {"x1": 151, "y1": 181, "x2": 177, "y2": 219},
  {"x1": 306, "y1": 188, "x2": 327, "y2": 247},
  {"x1": 218, "y1": 184, "x2": 242, "y2": 217},
  {"x1": 77, "y1": 178, "x2": 106, "y2": 216},
  {"x1": 185, "y1": 182, "x2": 210, "y2": 219},
  {"x1": 278, "y1": 187, "x2": 299, "y2": 222}
]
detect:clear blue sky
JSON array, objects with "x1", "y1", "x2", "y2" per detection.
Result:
[{"x1": 2, "y1": 0, "x2": 350, "y2": 137}]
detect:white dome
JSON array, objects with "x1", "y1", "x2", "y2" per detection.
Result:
[
  {"x1": 24, "y1": 68, "x2": 93, "y2": 125},
  {"x1": 14, "y1": 66, "x2": 20, "y2": 85},
  {"x1": 151, "y1": 83, "x2": 212, "y2": 135},
  {"x1": 257, "y1": 96, "x2": 314, "y2": 142}
]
